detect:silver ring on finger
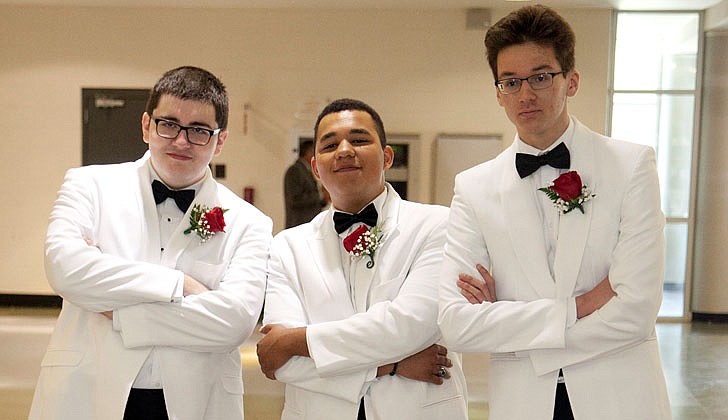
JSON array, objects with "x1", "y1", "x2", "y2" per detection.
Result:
[{"x1": 436, "y1": 366, "x2": 447, "y2": 378}]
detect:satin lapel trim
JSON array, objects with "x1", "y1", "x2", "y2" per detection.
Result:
[
  {"x1": 352, "y1": 184, "x2": 401, "y2": 311},
  {"x1": 160, "y1": 171, "x2": 215, "y2": 267},
  {"x1": 309, "y1": 210, "x2": 355, "y2": 312},
  {"x1": 137, "y1": 156, "x2": 161, "y2": 264},
  {"x1": 553, "y1": 128, "x2": 596, "y2": 299},
  {"x1": 502, "y1": 145, "x2": 556, "y2": 298}
]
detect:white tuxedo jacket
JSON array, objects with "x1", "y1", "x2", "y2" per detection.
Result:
[
  {"x1": 264, "y1": 185, "x2": 468, "y2": 420},
  {"x1": 438, "y1": 120, "x2": 671, "y2": 420},
  {"x1": 30, "y1": 153, "x2": 272, "y2": 420}
]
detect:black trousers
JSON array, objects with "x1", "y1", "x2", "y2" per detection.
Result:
[
  {"x1": 553, "y1": 370, "x2": 575, "y2": 420},
  {"x1": 124, "y1": 388, "x2": 168, "y2": 420},
  {"x1": 358, "y1": 398, "x2": 366, "y2": 420}
]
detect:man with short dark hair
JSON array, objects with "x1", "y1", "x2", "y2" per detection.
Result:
[
  {"x1": 284, "y1": 139, "x2": 328, "y2": 228},
  {"x1": 30, "y1": 66, "x2": 272, "y2": 420},
  {"x1": 438, "y1": 5, "x2": 671, "y2": 420},
  {"x1": 258, "y1": 98, "x2": 468, "y2": 420}
]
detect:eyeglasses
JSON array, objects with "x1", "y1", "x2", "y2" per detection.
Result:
[
  {"x1": 495, "y1": 71, "x2": 567, "y2": 94},
  {"x1": 152, "y1": 117, "x2": 221, "y2": 146}
]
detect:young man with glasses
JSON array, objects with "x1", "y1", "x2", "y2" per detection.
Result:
[
  {"x1": 438, "y1": 5, "x2": 671, "y2": 420},
  {"x1": 30, "y1": 66, "x2": 272, "y2": 420}
]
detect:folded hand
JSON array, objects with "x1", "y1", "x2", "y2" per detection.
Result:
[{"x1": 457, "y1": 263, "x2": 496, "y2": 304}]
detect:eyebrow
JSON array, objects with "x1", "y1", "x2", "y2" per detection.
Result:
[
  {"x1": 156, "y1": 115, "x2": 214, "y2": 129},
  {"x1": 499, "y1": 64, "x2": 554, "y2": 78},
  {"x1": 319, "y1": 128, "x2": 373, "y2": 141}
]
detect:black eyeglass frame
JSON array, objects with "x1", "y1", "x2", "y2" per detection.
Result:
[
  {"x1": 495, "y1": 71, "x2": 568, "y2": 94},
  {"x1": 152, "y1": 117, "x2": 222, "y2": 146}
]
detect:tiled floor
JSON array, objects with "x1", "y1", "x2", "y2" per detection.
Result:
[{"x1": 1, "y1": 307, "x2": 726, "y2": 419}]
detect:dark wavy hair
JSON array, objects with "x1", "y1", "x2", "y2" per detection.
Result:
[
  {"x1": 313, "y1": 98, "x2": 387, "y2": 149},
  {"x1": 484, "y1": 5, "x2": 576, "y2": 82},
  {"x1": 145, "y1": 66, "x2": 229, "y2": 129}
]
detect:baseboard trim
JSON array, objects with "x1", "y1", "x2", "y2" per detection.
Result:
[
  {"x1": 692, "y1": 312, "x2": 728, "y2": 323},
  {"x1": 0, "y1": 294, "x2": 62, "y2": 308}
]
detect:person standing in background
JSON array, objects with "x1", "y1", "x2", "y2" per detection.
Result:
[{"x1": 284, "y1": 139, "x2": 328, "y2": 228}]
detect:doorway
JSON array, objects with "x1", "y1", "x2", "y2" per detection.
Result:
[{"x1": 82, "y1": 88, "x2": 149, "y2": 166}]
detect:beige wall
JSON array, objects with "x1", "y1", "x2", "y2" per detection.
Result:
[{"x1": 0, "y1": 5, "x2": 611, "y2": 294}]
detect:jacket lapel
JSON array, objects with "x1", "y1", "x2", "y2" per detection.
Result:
[
  {"x1": 351, "y1": 184, "x2": 400, "y2": 312},
  {"x1": 501, "y1": 144, "x2": 556, "y2": 298},
  {"x1": 160, "y1": 170, "x2": 215, "y2": 268},
  {"x1": 135, "y1": 153, "x2": 162, "y2": 264},
  {"x1": 309, "y1": 210, "x2": 356, "y2": 313},
  {"x1": 553, "y1": 121, "x2": 596, "y2": 298}
]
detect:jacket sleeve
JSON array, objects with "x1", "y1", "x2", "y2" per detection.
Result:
[
  {"x1": 438, "y1": 147, "x2": 664, "y2": 375},
  {"x1": 305, "y1": 211, "x2": 446, "y2": 377},
  {"x1": 438, "y1": 172, "x2": 568, "y2": 354},
  {"x1": 115, "y1": 212, "x2": 272, "y2": 353},
  {"x1": 263, "y1": 231, "x2": 371, "y2": 403},
  {"x1": 530, "y1": 147, "x2": 665, "y2": 375},
  {"x1": 45, "y1": 167, "x2": 180, "y2": 312}
]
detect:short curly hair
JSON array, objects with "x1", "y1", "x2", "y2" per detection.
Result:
[{"x1": 313, "y1": 98, "x2": 387, "y2": 149}]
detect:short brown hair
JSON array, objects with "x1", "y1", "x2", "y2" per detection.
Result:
[
  {"x1": 145, "y1": 66, "x2": 229, "y2": 129},
  {"x1": 484, "y1": 5, "x2": 576, "y2": 82}
]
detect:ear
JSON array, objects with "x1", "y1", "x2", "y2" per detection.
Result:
[
  {"x1": 141, "y1": 112, "x2": 151, "y2": 144},
  {"x1": 383, "y1": 145, "x2": 394, "y2": 171},
  {"x1": 213, "y1": 130, "x2": 228, "y2": 157},
  {"x1": 311, "y1": 155, "x2": 321, "y2": 181},
  {"x1": 566, "y1": 69, "x2": 580, "y2": 97}
]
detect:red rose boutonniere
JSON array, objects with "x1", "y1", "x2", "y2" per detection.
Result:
[
  {"x1": 538, "y1": 171, "x2": 595, "y2": 215},
  {"x1": 343, "y1": 224, "x2": 383, "y2": 269},
  {"x1": 184, "y1": 204, "x2": 228, "y2": 243}
]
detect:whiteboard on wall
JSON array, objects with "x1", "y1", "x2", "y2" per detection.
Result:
[{"x1": 434, "y1": 134, "x2": 503, "y2": 206}]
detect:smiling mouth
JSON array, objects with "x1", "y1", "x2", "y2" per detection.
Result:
[
  {"x1": 167, "y1": 152, "x2": 192, "y2": 160},
  {"x1": 334, "y1": 165, "x2": 360, "y2": 172}
]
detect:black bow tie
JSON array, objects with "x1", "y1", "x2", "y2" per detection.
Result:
[
  {"x1": 333, "y1": 203, "x2": 378, "y2": 234},
  {"x1": 515, "y1": 142, "x2": 571, "y2": 178},
  {"x1": 151, "y1": 180, "x2": 195, "y2": 213}
]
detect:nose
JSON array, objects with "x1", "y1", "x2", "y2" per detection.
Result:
[
  {"x1": 171, "y1": 128, "x2": 191, "y2": 147},
  {"x1": 517, "y1": 81, "x2": 537, "y2": 101},
  {"x1": 335, "y1": 139, "x2": 355, "y2": 157}
]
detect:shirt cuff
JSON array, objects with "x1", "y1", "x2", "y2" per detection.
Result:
[
  {"x1": 360, "y1": 367, "x2": 376, "y2": 397},
  {"x1": 171, "y1": 272, "x2": 184, "y2": 303},
  {"x1": 566, "y1": 297, "x2": 577, "y2": 327},
  {"x1": 112, "y1": 310, "x2": 121, "y2": 331}
]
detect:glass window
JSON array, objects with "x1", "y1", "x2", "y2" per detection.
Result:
[
  {"x1": 612, "y1": 93, "x2": 694, "y2": 219},
  {"x1": 660, "y1": 222, "x2": 688, "y2": 317},
  {"x1": 610, "y1": 11, "x2": 700, "y2": 319},
  {"x1": 614, "y1": 13, "x2": 699, "y2": 91}
]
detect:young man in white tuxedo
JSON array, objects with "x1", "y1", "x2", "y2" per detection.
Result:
[
  {"x1": 257, "y1": 98, "x2": 468, "y2": 419},
  {"x1": 438, "y1": 5, "x2": 671, "y2": 420},
  {"x1": 30, "y1": 66, "x2": 273, "y2": 420}
]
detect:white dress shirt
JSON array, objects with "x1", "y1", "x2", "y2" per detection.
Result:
[
  {"x1": 331, "y1": 188, "x2": 388, "y2": 396},
  {"x1": 130, "y1": 163, "x2": 203, "y2": 389},
  {"x1": 515, "y1": 118, "x2": 577, "y2": 326}
]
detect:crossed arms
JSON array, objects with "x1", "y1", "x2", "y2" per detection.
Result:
[{"x1": 46, "y1": 167, "x2": 272, "y2": 353}]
